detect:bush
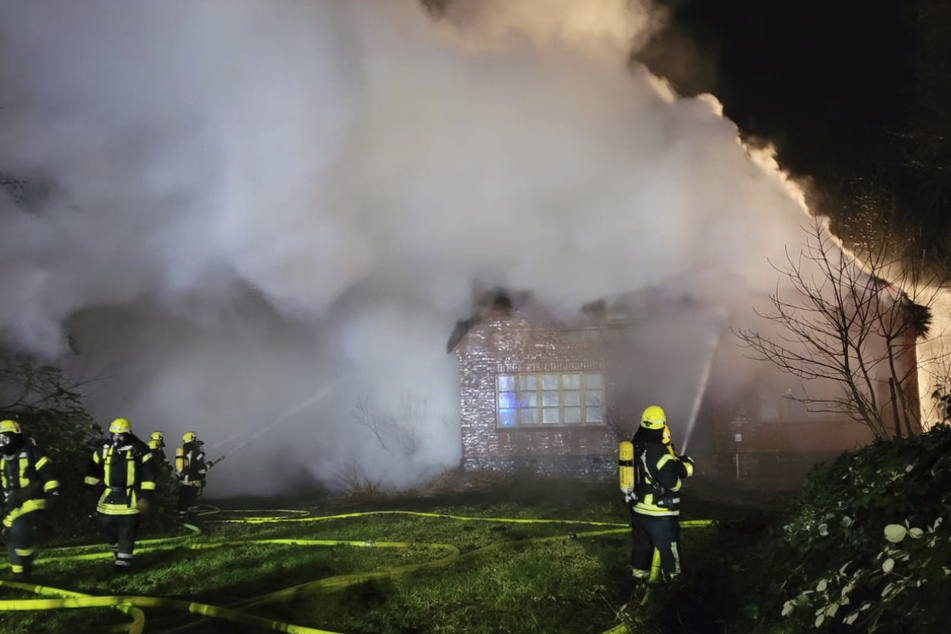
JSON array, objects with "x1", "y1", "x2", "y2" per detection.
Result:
[{"x1": 737, "y1": 424, "x2": 951, "y2": 634}]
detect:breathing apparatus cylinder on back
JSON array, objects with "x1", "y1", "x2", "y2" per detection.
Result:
[
  {"x1": 175, "y1": 447, "x2": 184, "y2": 474},
  {"x1": 619, "y1": 441, "x2": 634, "y2": 494}
]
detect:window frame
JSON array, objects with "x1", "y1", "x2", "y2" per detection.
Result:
[{"x1": 496, "y1": 371, "x2": 605, "y2": 429}]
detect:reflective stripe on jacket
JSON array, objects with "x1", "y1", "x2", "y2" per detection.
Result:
[
  {"x1": 1, "y1": 445, "x2": 60, "y2": 526},
  {"x1": 177, "y1": 444, "x2": 207, "y2": 486},
  {"x1": 84, "y1": 443, "x2": 156, "y2": 515},
  {"x1": 632, "y1": 442, "x2": 693, "y2": 517}
]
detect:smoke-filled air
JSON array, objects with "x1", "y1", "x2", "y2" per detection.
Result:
[{"x1": 0, "y1": 0, "x2": 810, "y2": 495}]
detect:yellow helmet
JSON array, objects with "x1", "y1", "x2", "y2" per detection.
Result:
[
  {"x1": 640, "y1": 406, "x2": 667, "y2": 430},
  {"x1": 109, "y1": 418, "x2": 132, "y2": 434},
  {"x1": 182, "y1": 431, "x2": 199, "y2": 444},
  {"x1": 0, "y1": 419, "x2": 22, "y2": 435},
  {"x1": 150, "y1": 431, "x2": 164, "y2": 442}
]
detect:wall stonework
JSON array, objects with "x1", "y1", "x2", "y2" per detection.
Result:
[
  {"x1": 462, "y1": 455, "x2": 615, "y2": 479},
  {"x1": 713, "y1": 405, "x2": 879, "y2": 489},
  {"x1": 455, "y1": 309, "x2": 617, "y2": 475},
  {"x1": 453, "y1": 298, "x2": 923, "y2": 488}
]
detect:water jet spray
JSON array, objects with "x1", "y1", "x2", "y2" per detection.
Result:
[
  {"x1": 680, "y1": 311, "x2": 726, "y2": 454},
  {"x1": 213, "y1": 383, "x2": 338, "y2": 460}
]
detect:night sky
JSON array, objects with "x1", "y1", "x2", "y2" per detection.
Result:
[{"x1": 635, "y1": 0, "x2": 950, "y2": 265}]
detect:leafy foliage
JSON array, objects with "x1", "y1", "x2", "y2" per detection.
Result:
[
  {"x1": 931, "y1": 387, "x2": 951, "y2": 424},
  {"x1": 1, "y1": 350, "x2": 181, "y2": 538},
  {"x1": 735, "y1": 423, "x2": 951, "y2": 634},
  {"x1": 0, "y1": 351, "x2": 104, "y2": 541}
]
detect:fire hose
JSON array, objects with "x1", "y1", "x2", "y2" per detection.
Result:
[{"x1": 0, "y1": 508, "x2": 715, "y2": 634}]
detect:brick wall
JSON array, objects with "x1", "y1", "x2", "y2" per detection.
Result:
[
  {"x1": 455, "y1": 308, "x2": 618, "y2": 477},
  {"x1": 716, "y1": 418, "x2": 876, "y2": 454},
  {"x1": 712, "y1": 407, "x2": 877, "y2": 489},
  {"x1": 453, "y1": 300, "x2": 922, "y2": 488}
]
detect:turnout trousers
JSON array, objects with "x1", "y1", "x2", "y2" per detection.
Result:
[
  {"x1": 629, "y1": 512, "x2": 681, "y2": 580},
  {"x1": 3, "y1": 509, "x2": 36, "y2": 580},
  {"x1": 177, "y1": 485, "x2": 201, "y2": 516},
  {"x1": 95, "y1": 512, "x2": 140, "y2": 570}
]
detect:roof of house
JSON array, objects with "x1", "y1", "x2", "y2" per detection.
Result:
[{"x1": 444, "y1": 287, "x2": 710, "y2": 353}]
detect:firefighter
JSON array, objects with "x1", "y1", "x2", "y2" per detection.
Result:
[
  {"x1": 624, "y1": 405, "x2": 695, "y2": 582},
  {"x1": 1, "y1": 419, "x2": 60, "y2": 582},
  {"x1": 148, "y1": 431, "x2": 170, "y2": 468},
  {"x1": 147, "y1": 430, "x2": 177, "y2": 511},
  {"x1": 175, "y1": 431, "x2": 213, "y2": 521},
  {"x1": 84, "y1": 417, "x2": 156, "y2": 572}
]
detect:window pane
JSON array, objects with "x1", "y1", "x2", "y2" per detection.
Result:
[
  {"x1": 563, "y1": 391, "x2": 580, "y2": 406},
  {"x1": 564, "y1": 407, "x2": 581, "y2": 423},
  {"x1": 585, "y1": 408, "x2": 603, "y2": 423},
  {"x1": 498, "y1": 375, "x2": 515, "y2": 391},
  {"x1": 585, "y1": 390, "x2": 603, "y2": 409},
  {"x1": 520, "y1": 375, "x2": 536, "y2": 391},
  {"x1": 541, "y1": 374, "x2": 559, "y2": 390},
  {"x1": 499, "y1": 392, "x2": 517, "y2": 409},
  {"x1": 563, "y1": 374, "x2": 581, "y2": 389},
  {"x1": 542, "y1": 407, "x2": 561, "y2": 423},
  {"x1": 760, "y1": 395, "x2": 780, "y2": 421},
  {"x1": 542, "y1": 391, "x2": 559, "y2": 406},
  {"x1": 519, "y1": 392, "x2": 538, "y2": 408},
  {"x1": 499, "y1": 409, "x2": 516, "y2": 427},
  {"x1": 787, "y1": 398, "x2": 807, "y2": 420},
  {"x1": 585, "y1": 373, "x2": 603, "y2": 389},
  {"x1": 519, "y1": 408, "x2": 538, "y2": 424}
]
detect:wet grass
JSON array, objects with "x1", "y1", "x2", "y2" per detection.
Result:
[{"x1": 0, "y1": 474, "x2": 787, "y2": 634}]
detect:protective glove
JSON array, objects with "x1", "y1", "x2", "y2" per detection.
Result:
[
  {"x1": 136, "y1": 498, "x2": 150, "y2": 514},
  {"x1": 45, "y1": 490, "x2": 60, "y2": 511},
  {"x1": 679, "y1": 454, "x2": 696, "y2": 477}
]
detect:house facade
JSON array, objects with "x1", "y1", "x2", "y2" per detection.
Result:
[
  {"x1": 448, "y1": 291, "x2": 727, "y2": 479},
  {"x1": 449, "y1": 279, "x2": 926, "y2": 489},
  {"x1": 450, "y1": 296, "x2": 621, "y2": 477},
  {"x1": 703, "y1": 288, "x2": 925, "y2": 489}
]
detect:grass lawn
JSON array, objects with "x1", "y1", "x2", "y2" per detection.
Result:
[{"x1": 0, "y1": 473, "x2": 786, "y2": 634}]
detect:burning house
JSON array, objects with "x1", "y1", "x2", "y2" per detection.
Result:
[
  {"x1": 447, "y1": 290, "x2": 725, "y2": 480},
  {"x1": 448, "y1": 280, "x2": 926, "y2": 490}
]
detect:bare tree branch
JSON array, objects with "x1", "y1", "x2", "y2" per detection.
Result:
[{"x1": 736, "y1": 217, "x2": 951, "y2": 439}]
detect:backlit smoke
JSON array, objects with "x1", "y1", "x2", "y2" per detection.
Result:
[
  {"x1": 918, "y1": 290, "x2": 951, "y2": 427},
  {"x1": 0, "y1": 0, "x2": 809, "y2": 494}
]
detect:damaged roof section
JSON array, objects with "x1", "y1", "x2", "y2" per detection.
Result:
[{"x1": 445, "y1": 286, "x2": 712, "y2": 353}]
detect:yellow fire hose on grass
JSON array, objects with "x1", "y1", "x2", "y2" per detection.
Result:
[{"x1": 0, "y1": 506, "x2": 714, "y2": 634}]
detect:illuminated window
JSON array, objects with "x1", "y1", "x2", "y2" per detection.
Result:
[{"x1": 497, "y1": 372, "x2": 605, "y2": 427}]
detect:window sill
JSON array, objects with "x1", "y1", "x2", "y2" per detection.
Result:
[{"x1": 496, "y1": 424, "x2": 611, "y2": 431}]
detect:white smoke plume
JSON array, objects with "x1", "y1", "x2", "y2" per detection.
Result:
[{"x1": 0, "y1": 0, "x2": 808, "y2": 495}]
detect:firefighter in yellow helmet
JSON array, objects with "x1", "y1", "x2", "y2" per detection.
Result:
[
  {"x1": 175, "y1": 431, "x2": 216, "y2": 521},
  {"x1": 1, "y1": 419, "x2": 60, "y2": 582},
  {"x1": 148, "y1": 431, "x2": 170, "y2": 469},
  {"x1": 625, "y1": 405, "x2": 695, "y2": 582},
  {"x1": 146, "y1": 430, "x2": 177, "y2": 511},
  {"x1": 84, "y1": 418, "x2": 156, "y2": 572}
]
